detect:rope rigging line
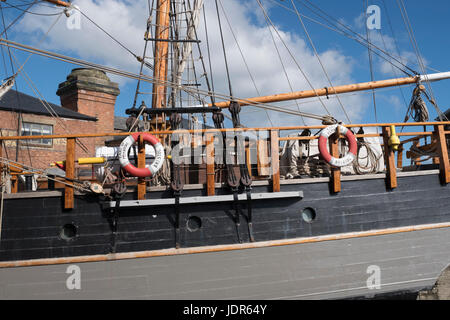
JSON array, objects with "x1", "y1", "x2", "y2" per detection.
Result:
[
  {"x1": 2, "y1": 8, "x2": 90, "y2": 154},
  {"x1": 256, "y1": 0, "x2": 332, "y2": 119},
  {"x1": 294, "y1": 0, "x2": 417, "y2": 77},
  {"x1": 71, "y1": 6, "x2": 153, "y2": 71},
  {"x1": 380, "y1": 0, "x2": 410, "y2": 111},
  {"x1": 289, "y1": 0, "x2": 351, "y2": 124},
  {"x1": 396, "y1": 0, "x2": 447, "y2": 122},
  {"x1": 0, "y1": 157, "x2": 92, "y2": 192},
  {"x1": 217, "y1": 0, "x2": 274, "y2": 127},
  {"x1": 131, "y1": 0, "x2": 155, "y2": 111},
  {"x1": 364, "y1": 0, "x2": 378, "y2": 127},
  {"x1": 0, "y1": 0, "x2": 38, "y2": 37},
  {"x1": 0, "y1": 38, "x2": 334, "y2": 122},
  {"x1": 0, "y1": 2, "x2": 33, "y2": 166},
  {"x1": 9, "y1": 52, "x2": 90, "y2": 154},
  {"x1": 214, "y1": 0, "x2": 233, "y2": 99},
  {"x1": 1, "y1": 1, "x2": 62, "y2": 16}
]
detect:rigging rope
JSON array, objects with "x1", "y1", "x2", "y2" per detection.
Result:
[
  {"x1": 289, "y1": 0, "x2": 351, "y2": 123},
  {"x1": 396, "y1": 0, "x2": 447, "y2": 122},
  {"x1": 256, "y1": 0, "x2": 333, "y2": 120},
  {"x1": 217, "y1": 0, "x2": 274, "y2": 127},
  {"x1": 0, "y1": 38, "x2": 333, "y2": 122},
  {"x1": 364, "y1": 0, "x2": 378, "y2": 127}
]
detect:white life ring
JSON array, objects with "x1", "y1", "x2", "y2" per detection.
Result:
[
  {"x1": 118, "y1": 133, "x2": 165, "y2": 178},
  {"x1": 318, "y1": 124, "x2": 357, "y2": 167}
]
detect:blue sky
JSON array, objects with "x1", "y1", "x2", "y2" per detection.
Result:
[{"x1": 1, "y1": 0, "x2": 450, "y2": 127}]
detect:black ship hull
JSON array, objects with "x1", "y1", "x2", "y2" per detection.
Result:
[{"x1": 1, "y1": 170, "x2": 450, "y2": 299}]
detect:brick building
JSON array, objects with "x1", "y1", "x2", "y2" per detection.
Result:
[{"x1": 0, "y1": 68, "x2": 120, "y2": 170}]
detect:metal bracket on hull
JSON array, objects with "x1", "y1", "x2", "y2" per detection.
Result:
[{"x1": 103, "y1": 191, "x2": 303, "y2": 209}]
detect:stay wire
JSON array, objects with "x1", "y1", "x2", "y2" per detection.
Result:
[
  {"x1": 289, "y1": 0, "x2": 350, "y2": 124},
  {"x1": 218, "y1": 0, "x2": 274, "y2": 127},
  {"x1": 256, "y1": 0, "x2": 332, "y2": 118}
]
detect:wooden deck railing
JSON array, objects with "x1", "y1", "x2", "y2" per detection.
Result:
[{"x1": 1, "y1": 122, "x2": 450, "y2": 209}]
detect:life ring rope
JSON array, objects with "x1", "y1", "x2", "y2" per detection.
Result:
[
  {"x1": 318, "y1": 124, "x2": 357, "y2": 167},
  {"x1": 118, "y1": 133, "x2": 165, "y2": 178}
]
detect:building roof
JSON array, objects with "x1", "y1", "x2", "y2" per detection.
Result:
[{"x1": 0, "y1": 89, "x2": 97, "y2": 121}]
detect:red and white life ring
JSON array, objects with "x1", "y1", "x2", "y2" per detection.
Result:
[
  {"x1": 318, "y1": 124, "x2": 357, "y2": 167},
  {"x1": 118, "y1": 133, "x2": 165, "y2": 178}
]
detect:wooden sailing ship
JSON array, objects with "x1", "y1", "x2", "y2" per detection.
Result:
[{"x1": 1, "y1": 0, "x2": 450, "y2": 299}]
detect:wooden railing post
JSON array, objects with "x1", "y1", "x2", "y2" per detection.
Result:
[
  {"x1": 412, "y1": 140, "x2": 422, "y2": 165},
  {"x1": 270, "y1": 130, "x2": 280, "y2": 192},
  {"x1": 434, "y1": 124, "x2": 450, "y2": 184},
  {"x1": 329, "y1": 128, "x2": 341, "y2": 193},
  {"x1": 382, "y1": 126, "x2": 397, "y2": 189},
  {"x1": 206, "y1": 132, "x2": 215, "y2": 196},
  {"x1": 64, "y1": 138, "x2": 76, "y2": 209},
  {"x1": 137, "y1": 134, "x2": 146, "y2": 200},
  {"x1": 397, "y1": 144, "x2": 404, "y2": 169}
]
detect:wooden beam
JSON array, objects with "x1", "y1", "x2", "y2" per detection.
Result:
[
  {"x1": 329, "y1": 128, "x2": 341, "y2": 193},
  {"x1": 271, "y1": 130, "x2": 280, "y2": 192},
  {"x1": 206, "y1": 133, "x2": 215, "y2": 196},
  {"x1": 138, "y1": 135, "x2": 146, "y2": 200},
  {"x1": 382, "y1": 127, "x2": 397, "y2": 189},
  {"x1": 213, "y1": 75, "x2": 423, "y2": 108},
  {"x1": 64, "y1": 138, "x2": 76, "y2": 209},
  {"x1": 434, "y1": 124, "x2": 450, "y2": 184},
  {"x1": 42, "y1": 0, "x2": 71, "y2": 7}
]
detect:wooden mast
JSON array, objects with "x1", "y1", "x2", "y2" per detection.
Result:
[{"x1": 151, "y1": 0, "x2": 171, "y2": 126}]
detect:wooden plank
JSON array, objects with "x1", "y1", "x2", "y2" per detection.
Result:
[
  {"x1": 138, "y1": 134, "x2": 146, "y2": 200},
  {"x1": 270, "y1": 130, "x2": 280, "y2": 193},
  {"x1": 64, "y1": 138, "x2": 76, "y2": 209},
  {"x1": 205, "y1": 133, "x2": 215, "y2": 196},
  {"x1": 329, "y1": 128, "x2": 341, "y2": 193},
  {"x1": 257, "y1": 139, "x2": 270, "y2": 176},
  {"x1": 382, "y1": 127, "x2": 397, "y2": 189},
  {"x1": 434, "y1": 124, "x2": 450, "y2": 184}
]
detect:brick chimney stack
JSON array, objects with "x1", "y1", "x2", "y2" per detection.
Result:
[{"x1": 56, "y1": 68, "x2": 120, "y2": 148}]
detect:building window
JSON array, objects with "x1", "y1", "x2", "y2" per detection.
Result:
[{"x1": 21, "y1": 122, "x2": 53, "y2": 147}]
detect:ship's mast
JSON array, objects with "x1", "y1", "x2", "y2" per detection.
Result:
[{"x1": 151, "y1": 0, "x2": 171, "y2": 127}]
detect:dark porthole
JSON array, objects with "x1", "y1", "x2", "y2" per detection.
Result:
[
  {"x1": 302, "y1": 207, "x2": 317, "y2": 223},
  {"x1": 60, "y1": 223, "x2": 78, "y2": 241},
  {"x1": 187, "y1": 216, "x2": 202, "y2": 232}
]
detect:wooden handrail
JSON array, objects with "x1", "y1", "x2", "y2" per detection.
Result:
[{"x1": 1, "y1": 122, "x2": 450, "y2": 141}]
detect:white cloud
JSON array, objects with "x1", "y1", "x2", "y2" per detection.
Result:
[{"x1": 15, "y1": 0, "x2": 368, "y2": 127}]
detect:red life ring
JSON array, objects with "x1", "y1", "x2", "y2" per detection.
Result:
[
  {"x1": 118, "y1": 133, "x2": 165, "y2": 178},
  {"x1": 318, "y1": 124, "x2": 357, "y2": 167}
]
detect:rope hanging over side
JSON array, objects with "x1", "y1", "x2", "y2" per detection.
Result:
[
  {"x1": 403, "y1": 84, "x2": 429, "y2": 123},
  {"x1": 352, "y1": 128, "x2": 382, "y2": 175}
]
